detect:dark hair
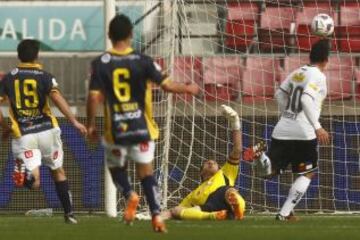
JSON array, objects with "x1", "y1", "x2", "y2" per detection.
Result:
[
  {"x1": 17, "y1": 39, "x2": 40, "y2": 63},
  {"x1": 310, "y1": 39, "x2": 330, "y2": 64},
  {"x1": 108, "y1": 14, "x2": 133, "y2": 42}
]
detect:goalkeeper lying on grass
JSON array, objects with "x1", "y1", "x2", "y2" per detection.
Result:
[{"x1": 165, "y1": 105, "x2": 245, "y2": 221}]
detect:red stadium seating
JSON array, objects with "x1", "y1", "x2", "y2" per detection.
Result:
[
  {"x1": 338, "y1": 3, "x2": 360, "y2": 52},
  {"x1": 203, "y1": 56, "x2": 242, "y2": 101},
  {"x1": 324, "y1": 56, "x2": 354, "y2": 100},
  {"x1": 172, "y1": 56, "x2": 202, "y2": 101},
  {"x1": 241, "y1": 56, "x2": 280, "y2": 101},
  {"x1": 258, "y1": 7, "x2": 296, "y2": 53},
  {"x1": 280, "y1": 56, "x2": 308, "y2": 81},
  {"x1": 225, "y1": 3, "x2": 259, "y2": 51},
  {"x1": 295, "y1": 5, "x2": 338, "y2": 52}
]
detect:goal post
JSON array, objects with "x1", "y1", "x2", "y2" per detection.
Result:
[
  {"x1": 159, "y1": 0, "x2": 360, "y2": 213},
  {"x1": 103, "y1": 0, "x2": 117, "y2": 218}
]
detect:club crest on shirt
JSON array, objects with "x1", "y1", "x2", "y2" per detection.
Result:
[
  {"x1": 292, "y1": 73, "x2": 305, "y2": 82},
  {"x1": 101, "y1": 53, "x2": 111, "y2": 63}
]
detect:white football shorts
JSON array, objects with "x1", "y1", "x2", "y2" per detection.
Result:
[
  {"x1": 103, "y1": 140, "x2": 155, "y2": 168},
  {"x1": 12, "y1": 127, "x2": 64, "y2": 171}
]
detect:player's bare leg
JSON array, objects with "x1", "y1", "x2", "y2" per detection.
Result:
[
  {"x1": 51, "y1": 167, "x2": 77, "y2": 224},
  {"x1": 225, "y1": 188, "x2": 245, "y2": 220},
  {"x1": 276, "y1": 171, "x2": 315, "y2": 221},
  {"x1": 137, "y1": 163, "x2": 167, "y2": 233}
]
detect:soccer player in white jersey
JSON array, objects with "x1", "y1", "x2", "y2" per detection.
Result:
[{"x1": 243, "y1": 39, "x2": 330, "y2": 221}]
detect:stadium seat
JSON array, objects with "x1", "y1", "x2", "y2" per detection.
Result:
[
  {"x1": 173, "y1": 56, "x2": 203, "y2": 101},
  {"x1": 241, "y1": 56, "x2": 280, "y2": 101},
  {"x1": 225, "y1": 3, "x2": 259, "y2": 52},
  {"x1": 338, "y1": 3, "x2": 360, "y2": 52},
  {"x1": 324, "y1": 56, "x2": 354, "y2": 100},
  {"x1": 280, "y1": 56, "x2": 308, "y2": 81},
  {"x1": 202, "y1": 56, "x2": 242, "y2": 101},
  {"x1": 295, "y1": 5, "x2": 339, "y2": 52},
  {"x1": 258, "y1": 7, "x2": 296, "y2": 53}
]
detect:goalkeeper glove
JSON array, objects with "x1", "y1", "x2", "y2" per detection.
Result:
[{"x1": 221, "y1": 104, "x2": 241, "y2": 131}]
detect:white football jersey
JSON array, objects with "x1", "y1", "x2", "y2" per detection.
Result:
[{"x1": 272, "y1": 65, "x2": 327, "y2": 140}]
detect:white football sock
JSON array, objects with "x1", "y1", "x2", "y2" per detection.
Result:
[
  {"x1": 279, "y1": 175, "x2": 311, "y2": 217},
  {"x1": 258, "y1": 153, "x2": 272, "y2": 176}
]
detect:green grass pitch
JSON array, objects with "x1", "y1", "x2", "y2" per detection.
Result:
[{"x1": 1, "y1": 215, "x2": 359, "y2": 240}]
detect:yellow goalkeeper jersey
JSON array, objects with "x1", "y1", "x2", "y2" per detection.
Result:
[{"x1": 179, "y1": 162, "x2": 239, "y2": 207}]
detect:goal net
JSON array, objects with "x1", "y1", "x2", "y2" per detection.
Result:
[
  {"x1": 160, "y1": 0, "x2": 360, "y2": 214},
  {"x1": 0, "y1": 0, "x2": 359, "y2": 215}
]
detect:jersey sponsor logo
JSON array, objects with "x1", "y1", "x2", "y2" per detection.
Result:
[
  {"x1": 282, "y1": 111, "x2": 297, "y2": 120},
  {"x1": 24, "y1": 150, "x2": 33, "y2": 159},
  {"x1": 11, "y1": 68, "x2": 18, "y2": 75},
  {"x1": 113, "y1": 109, "x2": 142, "y2": 121},
  {"x1": 153, "y1": 61, "x2": 162, "y2": 72},
  {"x1": 292, "y1": 73, "x2": 305, "y2": 82},
  {"x1": 306, "y1": 164, "x2": 313, "y2": 170},
  {"x1": 113, "y1": 102, "x2": 139, "y2": 112},
  {"x1": 115, "y1": 129, "x2": 148, "y2": 138},
  {"x1": 308, "y1": 83, "x2": 319, "y2": 91},
  {"x1": 118, "y1": 122, "x2": 128, "y2": 132},
  {"x1": 139, "y1": 142, "x2": 149, "y2": 152}
]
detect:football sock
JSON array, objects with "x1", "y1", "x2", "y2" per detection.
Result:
[
  {"x1": 55, "y1": 180, "x2": 73, "y2": 215},
  {"x1": 279, "y1": 175, "x2": 311, "y2": 216},
  {"x1": 180, "y1": 207, "x2": 218, "y2": 220},
  {"x1": 141, "y1": 175, "x2": 161, "y2": 216},
  {"x1": 24, "y1": 174, "x2": 35, "y2": 190},
  {"x1": 258, "y1": 153, "x2": 272, "y2": 176},
  {"x1": 110, "y1": 168, "x2": 132, "y2": 199}
]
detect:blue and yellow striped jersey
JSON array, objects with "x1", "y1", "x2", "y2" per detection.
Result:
[
  {"x1": 0, "y1": 63, "x2": 59, "y2": 138},
  {"x1": 180, "y1": 162, "x2": 239, "y2": 207},
  {"x1": 89, "y1": 47, "x2": 169, "y2": 145}
]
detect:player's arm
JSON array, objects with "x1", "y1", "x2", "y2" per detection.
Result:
[
  {"x1": 0, "y1": 78, "x2": 10, "y2": 141},
  {"x1": 275, "y1": 88, "x2": 289, "y2": 112},
  {"x1": 275, "y1": 79, "x2": 291, "y2": 112},
  {"x1": 220, "y1": 105, "x2": 241, "y2": 184},
  {"x1": 86, "y1": 91, "x2": 103, "y2": 141},
  {"x1": 301, "y1": 80, "x2": 329, "y2": 144},
  {"x1": 146, "y1": 57, "x2": 200, "y2": 96},
  {"x1": 86, "y1": 60, "x2": 104, "y2": 141},
  {"x1": 49, "y1": 91, "x2": 87, "y2": 136},
  {"x1": 0, "y1": 109, "x2": 10, "y2": 141},
  {"x1": 161, "y1": 80, "x2": 199, "y2": 95},
  {"x1": 222, "y1": 105, "x2": 241, "y2": 164}
]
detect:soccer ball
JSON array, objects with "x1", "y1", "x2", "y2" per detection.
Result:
[{"x1": 311, "y1": 14, "x2": 334, "y2": 37}]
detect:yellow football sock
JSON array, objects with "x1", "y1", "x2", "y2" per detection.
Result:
[{"x1": 179, "y1": 207, "x2": 216, "y2": 220}]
